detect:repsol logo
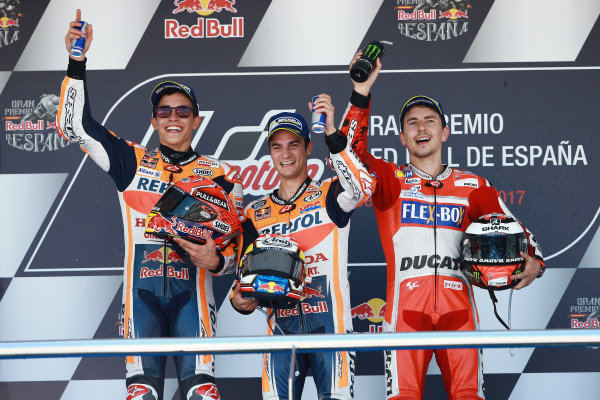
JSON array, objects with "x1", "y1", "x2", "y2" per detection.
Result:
[
  {"x1": 400, "y1": 254, "x2": 460, "y2": 271},
  {"x1": 260, "y1": 211, "x2": 324, "y2": 235},
  {"x1": 401, "y1": 200, "x2": 465, "y2": 228},
  {"x1": 137, "y1": 177, "x2": 170, "y2": 194}
]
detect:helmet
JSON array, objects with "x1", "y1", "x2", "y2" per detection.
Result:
[
  {"x1": 239, "y1": 235, "x2": 306, "y2": 308},
  {"x1": 460, "y1": 213, "x2": 528, "y2": 290},
  {"x1": 145, "y1": 176, "x2": 242, "y2": 249}
]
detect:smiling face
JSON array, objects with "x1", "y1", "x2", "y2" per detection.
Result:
[
  {"x1": 268, "y1": 130, "x2": 312, "y2": 182},
  {"x1": 151, "y1": 92, "x2": 201, "y2": 152},
  {"x1": 400, "y1": 105, "x2": 449, "y2": 164}
]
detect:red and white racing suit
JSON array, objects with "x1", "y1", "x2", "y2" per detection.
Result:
[
  {"x1": 57, "y1": 58, "x2": 245, "y2": 400},
  {"x1": 342, "y1": 91, "x2": 545, "y2": 400},
  {"x1": 243, "y1": 131, "x2": 374, "y2": 400}
]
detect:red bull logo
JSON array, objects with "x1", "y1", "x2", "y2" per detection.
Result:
[
  {"x1": 165, "y1": 17, "x2": 243, "y2": 38},
  {"x1": 439, "y1": 9, "x2": 469, "y2": 19},
  {"x1": 303, "y1": 285, "x2": 325, "y2": 299},
  {"x1": 396, "y1": 2, "x2": 471, "y2": 41},
  {"x1": 140, "y1": 265, "x2": 190, "y2": 280},
  {"x1": 146, "y1": 214, "x2": 176, "y2": 235},
  {"x1": 277, "y1": 301, "x2": 328, "y2": 318},
  {"x1": 257, "y1": 281, "x2": 285, "y2": 294},
  {"x1": 173, "y1": 0, "x2": 237, "y2": 14},
  {"x1": 142, "y1": 248, "x2": 185, "y2": 264},
  {"x1": 168, "y1": 0, "x2": 242, "y2": 39},
  {"x1": 351, "y1": 298, "x2": 386, "y2": 324},
  {"x1": 0, "y1": 17, "x2": 19, "y2": 29},
  {"x1": 255, "y1": 207, "x2": 271, "y2": 221},
  {"x1": 397, "y1": 10, "x2": 437, "y2": 21}
]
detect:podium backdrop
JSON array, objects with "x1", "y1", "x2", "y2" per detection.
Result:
[{"x1": 0, "y1": 1, "x2": 599, "y2": 399}]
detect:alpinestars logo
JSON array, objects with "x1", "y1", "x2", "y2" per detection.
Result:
[{"x1": 396, "y1": 0, "x2": 470, "y2": 42}]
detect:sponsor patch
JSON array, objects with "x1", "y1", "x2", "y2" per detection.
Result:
[
  {"x1": 255, "y1": 207, "x2": 271, "y2": 220},
  {"x1": 137, "y1": 166, "x2": 162, "y2": 179},
  {"x1": 303, "y1": 191, "x2": 322, "y2": 202},
  {"x1": 444, "y1": 280, "x2": 463, "y2": 290},
  {"x1": 454, "y1": 177, "x2": 479, "y2": 188},
  {"x1": 401, "y1": 200, "x2": 466, "y2": 228},
  {"x1": 140, "y1": 155, "x2": 159, "y2": 168},
  {"x1": 251, "y1": 199, "x2": 268, "y2": 209},
  {"x1": 192, "y1": 167, "x2": 214, "y2": 177}
]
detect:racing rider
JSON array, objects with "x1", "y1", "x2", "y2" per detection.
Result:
[
  {"x1": 232, "y1": 95, "x2": 374, "y2": 399},
  {"x1": 57, "y1": 10, "x2": 245, "y2": 400},
  {"x1": 341, "y1": 53, "x2": 545, "y2": 399}
]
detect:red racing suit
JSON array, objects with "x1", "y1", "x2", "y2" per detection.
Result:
[
  {"x1": 244, "y1": 131, "x2": 374, "y2": 400},
  {"x1": 57, "y1": 58, "x2": 244, "y2": 400},
  {"x1": 341, "y1": 91, "x2": 545, "y2": 400}
]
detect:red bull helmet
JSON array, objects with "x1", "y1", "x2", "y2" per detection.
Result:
[
  {"x1": 145, "y1": 176, "x2": 242, "y2": 249},
  {"x1": 239, "y1": 235, "x2": 306, "y2": 308},
  {"x1": 460, "y1": 213, "x2": 528, "y2": 290}
]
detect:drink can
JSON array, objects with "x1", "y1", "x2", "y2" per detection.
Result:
[
  {"x1": 70, "y1": 21, "x2": 88, "y2": 58},
  {"x1": 311, "y1": 95, "x2": 326, "y2": 134}
]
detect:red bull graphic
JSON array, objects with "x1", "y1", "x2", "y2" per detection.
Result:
[
  {"x1": 303, "y1": 285, "x2": 325, "y2": 299},
  {"x1": 142, "y1": 249, "x2": 163, "y2": 263},
  {"x1": 168, "y1": 0, "x2": 242, "y2": 39},
  {"x1": 255, "y1": 207, "x2": 271, "y2": 220},
  {"x1": 165, "y1": 17, "x2": 243, "y2": 39},
  {"x1": 257, "y1": 282, "x2": 285, "y2": 294},
  {"x1": 396, "y1": 0, "x2": 470, "y2": 42},
  {"x1": 173, "y1": 0, "x2": 237, "y2": 14},
  {"x1": 146, "y1": 214, "x2": 177, "y2": 235},
  {"x1": 4, "y1": 94, "x2": 71, "y2": 152},
  {"x1": 351, "y1": 302, "x2": 376, "y2": 320},
  {"x1": 0, "y1": 17, "x2": 19, "y2": 28},
  {"x1": 440, "y1": 9, "x2": 468, "y2": 19},
  {"x1": 351, "y1": 298, "x2": 386, "y2": 324},
  {"x1": 277, "y1": 301, "x2": 328, "y2": 318},
  {"x1": 140, "y1": 265, "x2": 190, "y2": 280}
]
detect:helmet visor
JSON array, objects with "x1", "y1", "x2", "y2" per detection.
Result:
[
  {"x1": 242, "y1": 249, "x2": 304, "y2": 282},
  {"x1": 463, "y1": 232, "x2": 527, "y2": 261},
  {"x1": 154, "y1": 186, "x2": 217, "y2": 223}
]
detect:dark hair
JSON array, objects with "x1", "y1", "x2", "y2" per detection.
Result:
[{"x1": 152, "y1": 87, "x2": 198, "y2": 117}]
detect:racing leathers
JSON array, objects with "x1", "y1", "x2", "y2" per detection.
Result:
[
  {"x1": 243, "y1": 132, "x2": 374, "y2": 400},
  {"x1": 341, "y1": 91, "x2": 545, "y2": 400},
  {"x1": 57, "y1": 58, "x2": 244, "y2": 400}
]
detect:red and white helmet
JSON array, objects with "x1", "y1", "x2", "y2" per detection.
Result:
[
  {"x1": 145, "y1": 176, "x2": 242, "y2": 249},
  {"x1": 460, "y1": 213, "x2": 528, "y2": 290}
]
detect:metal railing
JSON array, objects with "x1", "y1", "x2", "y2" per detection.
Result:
[{"x1": 1, "y1": 329, "x2": 598, "y2": 359}]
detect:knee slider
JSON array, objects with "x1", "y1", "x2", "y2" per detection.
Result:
[
  {"x1": 126, "y1": 383, "x2": 159, "y2": 400},
  {"x1": 187, "y1": 383, "x2": 221, "y2": 400}
]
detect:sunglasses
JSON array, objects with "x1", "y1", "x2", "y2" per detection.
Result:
[{"x1": 155, "y1": 106, "x2": 195, "y2": 119}]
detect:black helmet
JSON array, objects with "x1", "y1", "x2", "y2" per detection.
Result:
[
  {"x1": 239, "y1": 235, "x2": 306, "y2": 308},
  {"x1": 460, "y1": 213, "x2": 528, "y2": 290}
]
